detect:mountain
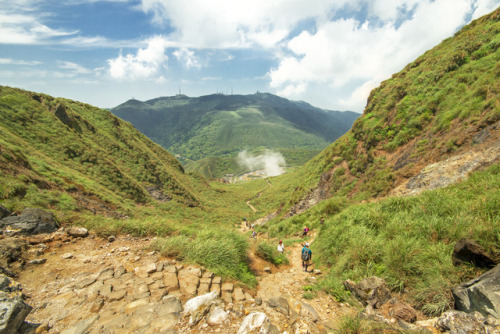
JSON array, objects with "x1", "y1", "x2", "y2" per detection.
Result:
[
  {"x1": 248, "y1": 7, "x2": 500, "y2": 316},
  {"x1": 110, "y1": 93, "x2": 359, "y2": 177}
]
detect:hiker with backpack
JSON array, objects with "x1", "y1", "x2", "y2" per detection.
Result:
[
  {"x1": 302, "y1": 226, "x2": 309, "y2": 238},
  {"x1": 301, "y1": 242, "x2": 312, "y2": 272}
]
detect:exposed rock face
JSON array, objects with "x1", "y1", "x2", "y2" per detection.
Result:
[
  {"x1": 0, "y1": 274, "x2": 33, "y2": 334},
  {"x1": 238, "y1": 312, "x2": 279, "y2": 334},
  {"x1": 436, "y1": 310, "x2": 500, "y2": 333},
  {"x1": 0, "y1": 208, "x2": 58, "y2": 235},
  {"x1": 453, "y1": 238, "x2": 496, "y2": 268},
  {"x1": 453, "y1": 264, "x2": 500, "y2": 318},
  {"x1": 344, "y1": 277, "x2": 392, "y2": 308}
]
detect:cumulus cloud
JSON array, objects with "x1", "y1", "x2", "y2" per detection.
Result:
[
  {"x1": 173, "y1": 48, "x2": 201, "y2": 69},
  {"x1": 268, "y1": 0, "x2": 484, "y2": 111},
  {"x1": 108, "y1": 36, "x2": 169, "y2": 80},
  {"x1": 237, "y1": 150, "x2": 286, "y2": 177}
]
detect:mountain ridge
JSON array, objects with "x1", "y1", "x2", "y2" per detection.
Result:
[{"x1": 111, "y1": 92, "x2": 359, "y2": 177}]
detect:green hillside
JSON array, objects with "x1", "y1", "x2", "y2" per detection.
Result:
[
  {"x1": 111, "y1": 93, "x2": 358, "y2": 177},
  {"x1": 245, "y1": 7, "x2": 500, "y2": 314},
  {"x1": 0, "y1": 86, "x2": 261, "y2": 284}
]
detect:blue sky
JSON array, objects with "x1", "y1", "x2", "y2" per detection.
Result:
[{"x1": 0, "y1": 0, "x2": 498, "y2": 112}]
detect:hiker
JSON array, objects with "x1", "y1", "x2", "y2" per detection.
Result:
[
  {"x1": 301, "y1": 242, "x2": 312, "y2": 272},
  {"x1": 277, "y1": 240, "x2": 284, "y2": 253},
  {"x1": 252, "y1": 230, "x2": 257, "y2": 239},
  {"x1": 302, "y1": 226, "x2": 309, "y2": 238},
  {"x1": 320, "y1": 216, "x2": 324, "y2": 225}
]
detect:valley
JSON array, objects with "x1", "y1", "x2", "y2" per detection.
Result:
[{"x1": 0, "y1": 5, "x2": 499, "y2": 334}]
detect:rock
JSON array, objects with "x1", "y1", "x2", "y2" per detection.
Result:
[
  {"x1": 299, "y1": 301, "x2": 321, "y2": 322},
  {"x1": 179, "y1": 274, "x2": 199, "y2": 297},
  {"x1": 143, "y1": 262, "x2": 156, "y2": 274},
  {"x1": 453, "y1": 263, "x2": 500, "y2": 318},
  {"x1": 389, "y1": 303, "x2": 417, "y2": 323},
  {"x1": 436, "y1": 310, "x2": 499, "y2": 333},
  {"x1": 0, "y1": 294, "x2": 33, "y2": 334},
  {"x1": 114, "y1": 265, "x2": 126, "y2": 279},
  {"x1": 28, "y1": 259, "x2": 47, "y2": 265},
  {"x1": 453, "y1": 238, "x2": 496, "y2": 268},
  {"x1": 344, "y1": 277, "x2": 392, "y2": 308},
  {"x1": 184, "y1": 290, "x2": 218, "y2": 314},
  {"x1": 0, "y1": 208, "x2": 58, "y2": 235},
  {"x1": 238, "y1": 312, "x2": 279, "y2": 334},
  {"x1": 60, "y1": 314, "x2": 99, "y2": 334},
  {"x1": 99, "y1": 268, "x2": 114, "y2": 280},
  {"x1": 67, "y1": 227, "x2": 88, "y2": 238},
  {"x1": 268, "y1": 296, "x2": 289, "y2": 316},
  {"x1": 233, "y1": 288, "x2": 246, "y2": 302},
  {"x1": 0, "y1": 205, "x2": 10, "y2": 219},
  {"x1": 0, "y1": 238, "x2": 28, "y2": 268},
  {"x1": 107, "y1": 235, "x2": 116, "y2": 242},
  {"x1": 221, "y1": 283, "x2": 234, "y2": 292},
  {"x1": 75, "y1": 277, "x2": 96, "y2": 289},
  {"x1": 163, "y1": 272, "x2": 180, "y2": 292},
  {"x1": 198, "y1": 283, "x2": 210, "y2": 295},
  {"x1": 212, "y1": 276, "x2": 222, "y2": 284},
  {"x1": 255, "y1": 297, "x2": 262, "y2": 306},
  {"x1": 207, "y1": 306, "x2": 228, "y2": 326},
  {"x1": 106, "y1": 289, "x2": 127, "y2": 302},
  {"x1": 178, "y1": 267, "x2": 202, "y2": 278},
  {"x1": 160, "y1": 296, "x2": 183, "y2": 315},
  {"x1": 61, "y1": 253, "x2": 74, "y2": 259},
  {"x1": 264, "y1": 267, "x2": 271, "y2": 273}
]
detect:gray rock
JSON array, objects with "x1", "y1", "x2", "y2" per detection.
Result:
[
  {"x1": 436, "y1": 310, "x2": 498, "y2": 333},
  {"x1": 28, "y1": 259, "x2": 47, "y2": 265},
  {"x1": 184, "y1": 291, "x2": 218, "y2": 314},
  {"x1": 67, "y1": 227, "x2": 89, "y2": 238},
  {"x1": 255, "y1": 297, "x2": 262, "y2": 306},
  {"x1": 107, "y1": 235, "x2": 116, "y2": 242},
  {"x1": 268, "y1": 296, "x2": 289, "y2": 316},
  {"x1": 344, "y1": 277, "x2": 392, "y2": 308},
  {"x1": 0, "y1": 294, "x2": 33, "y2": 334},
  {"x1": 114, "y1": 265, "x2": 126, "y2": 279},
  {"x1": 453, "y1": 263, "x2": 500, "y2": 318},
  {"x1": 300, "y1": 301, "x2": 321, "y2": 322},
  {"x1": 159, "y1": 296, "x2": 183, "y2": 315},
  {"x1": 0, "y1": 239, "x2": 28, "y2": 268},
  {"x1": 0, "y1": 208, "x2": 58, "y2": 235}
]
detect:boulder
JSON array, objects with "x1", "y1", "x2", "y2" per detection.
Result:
[
  {"x1": 0, "y1": 208, "x2": 58, "y2": 235},
  {"x1": 344, "y1": 277, "x2": 392, "y2": 308},
  {"x1": 268, "y1": 296, "x2": 289, "y2": 316},
  {"x1": 389, "y1": 303, "x2": 418, "y2": 323},
  {"x1": 0, "y1": 205, "x2": 10, "y2": 219},
  {"x1": 436, "y1": 310, "x2": 499, "y2": 333},
  {"x1": 184, "y1": 290, "x2": 218, "y2": 314},
  {"x1": 67, "y1": 226, "x2": 88, "y2": 238},
  {"x1": 0, "y1": 293, "x2": 33, "y2": 334},
  {"x1": 238, "y1": 312, "x2": 280, "y2": 334},
  {"x1": 453, "y1": 263, "x2": 500, "y2": 318},
  {"x1": 207, "y1": 306, "x2": 228, "y2": 326},
  {"x1": 452, "y1": 239, "x2": 496, "y2": 268}
]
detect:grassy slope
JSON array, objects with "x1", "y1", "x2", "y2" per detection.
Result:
[
  {"x1": 244, "y1": 8, "x2": 500, "y2": 313},
  {"x1": 111, "y1": 93, "x2": 358, "y2": 177},
  {"x1": 0, "y1": 86, "x2": 263, "y2": 284}
]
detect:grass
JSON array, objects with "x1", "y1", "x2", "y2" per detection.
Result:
[
  {"x1": 312, "y1": 163, "x2": 500, "y2": 316},
  {"x1": 255, "y1": 241, "x2": 289, "y2": 266}
]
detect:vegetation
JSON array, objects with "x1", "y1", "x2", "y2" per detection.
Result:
[
  {"x1": 255, "y1": 241, "x2": 289, "y2": 266},
  {"x1": 111, "y1": 92, "x2": 358, "y2": 178}
]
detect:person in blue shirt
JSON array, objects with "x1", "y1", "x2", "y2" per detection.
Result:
[{"x1": 301, "y1": 242, "x2": 312, "y2": 272}]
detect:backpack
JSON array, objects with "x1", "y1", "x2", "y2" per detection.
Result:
[{"x1": 301, "y1": 248, "x2": 310, "y2": 261}]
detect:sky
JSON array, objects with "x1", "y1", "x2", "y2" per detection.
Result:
[{"x1": 0, "y1": 0, "x2": 499, "y2": 112}]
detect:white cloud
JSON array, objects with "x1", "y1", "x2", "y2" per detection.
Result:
[
  {"x1": 58, "y1": 61, "x2": 92, "y2": 75},
  {"x1": 0, "y1": 58, "x2": 41, "y2": 65},
  {"x1": 108, "y1": 36, "x2": 169, "y2": 80},
  {"x1": 268, "y1": 0, "x2": 482, "y2": 111},
  {"x1": 173, "y1": 48, "x2": 200, "y2": 69}
]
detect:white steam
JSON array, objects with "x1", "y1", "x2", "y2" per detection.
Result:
[{"x1": 237, "y1": 150, "x2": 286, "y2": 177}]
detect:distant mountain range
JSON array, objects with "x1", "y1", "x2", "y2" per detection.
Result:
[{"x1": 111, "y1": 93, "x2": 359, "y2": 177}]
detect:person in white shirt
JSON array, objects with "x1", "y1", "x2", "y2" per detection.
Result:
[{"x1": 277, "y1": 240, "x2": 284, "y2": 253}]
